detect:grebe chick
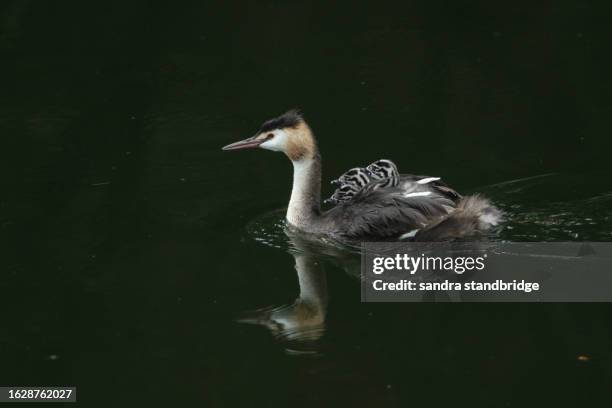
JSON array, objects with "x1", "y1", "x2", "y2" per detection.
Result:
[
  {"x1": 325, "y1": 160, "x2": 400, "y2": 205},
  {"x1": 331, "y1": 167, "x2": 371, "y2": 188},
  {"x1": 324, "y1": 184, "x2": 359, "y2": 205},
  {"x1": 223, "y1": 110, "x2": 502, "y2": 241},
  {"x1": 325, "y1": 167, "x2": 371, "y2": 205},
  {"x1": 366, "y1": 159, "x2": 400, "y2": 188}
]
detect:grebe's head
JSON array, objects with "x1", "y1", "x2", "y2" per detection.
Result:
[{"x1": 222, "y1": 110, "x2": 317, "y2": 161}]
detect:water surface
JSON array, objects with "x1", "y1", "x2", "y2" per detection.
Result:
[{"x1": 1, "y1": 1, "x2": 612, "y2": 407}]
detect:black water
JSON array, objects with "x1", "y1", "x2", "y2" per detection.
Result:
[{"x1": 2, "y1": 1, "x2": 612, "y2": 407}]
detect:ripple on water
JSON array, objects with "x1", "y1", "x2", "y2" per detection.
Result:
[
  {"x1": 246, "y1": 209, "x2": 362, "y2": 255},
  {"x1": 245, "y1": 209, "x2": 290, "y2": 250},
  {"x1": 494, "y1": 193, "x2": 612, "y2": 241}
]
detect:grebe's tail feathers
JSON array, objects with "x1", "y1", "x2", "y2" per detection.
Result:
[{"x1": 414, "y1": 195, "x2": 502, "y2": 241}]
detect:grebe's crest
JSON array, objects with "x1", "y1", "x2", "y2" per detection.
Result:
[{"x1": 259, "y1": 109, "x2": 303, "y2": 133}]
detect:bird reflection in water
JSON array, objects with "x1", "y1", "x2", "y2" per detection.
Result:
[
  {"x1": 237, "y1": 254, "x2": 327, "y2": 354},
  {"x1": 237, "y1": 226, "x2": 359, "y2": 354}
]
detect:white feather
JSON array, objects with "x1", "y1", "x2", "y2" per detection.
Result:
[
  {"x1": 403, "y1": 191, "x2": 432, "y2": 198},
  {"x1": 479, "y1": 212, "x2": 500, "y2": 227},
  {"x1": 287, "y1": 159, "x2": 316, "y2": 226},
  {"x1": 259, "y1": 129, "x2": 288, "y2": 152},
  {"x1": 417, "y1": 177, "x2": 440, "y2": 185},
  {"x1": 399, "y1": 229, "x2": 420, "y2": 239}
]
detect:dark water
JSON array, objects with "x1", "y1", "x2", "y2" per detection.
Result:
[{"x1": 2, "y1": 1, "x2": 612, "y2": 407}]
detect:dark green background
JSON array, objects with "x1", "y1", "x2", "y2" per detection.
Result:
[{"x1": 1, "y1": 1, "x2": 611, "y2": 407}]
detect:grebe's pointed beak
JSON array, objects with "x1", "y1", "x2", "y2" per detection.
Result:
[{"x1": 222, "y1": 135, "x2": 262, "y2": 151}]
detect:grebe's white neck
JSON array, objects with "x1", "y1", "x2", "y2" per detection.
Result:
[{"x1": 286, "y1": 155, "x2": 321, "y2": 228}]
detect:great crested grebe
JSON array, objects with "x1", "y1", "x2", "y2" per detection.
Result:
[{"x1": 223, "y1": 110, "x2": 501, "y2": 241}]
